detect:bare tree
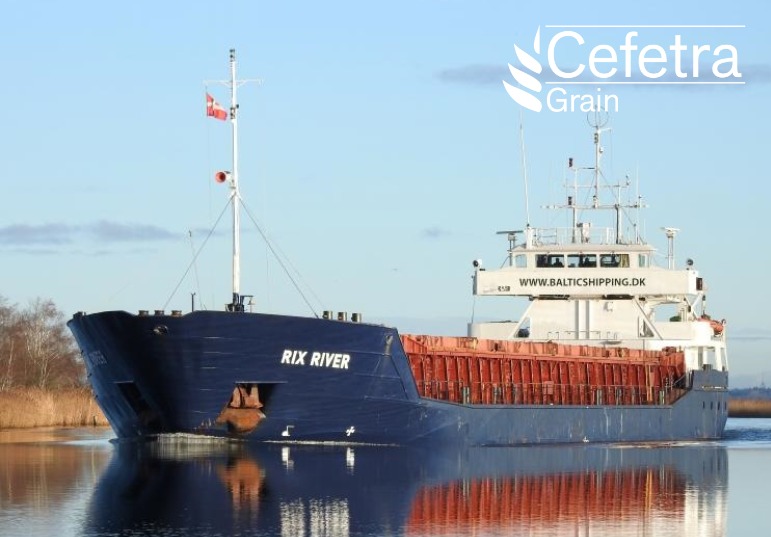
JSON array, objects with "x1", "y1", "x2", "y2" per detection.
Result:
[
  {"x1": 0, "y1": 296, "x2": 17, "y2": 391},
  {"x1": 18, "y1": 299, "x2": 82, "y2": 389},
  {"x1": 0, "y1": 297, "x2": 84, "y2": 389}
]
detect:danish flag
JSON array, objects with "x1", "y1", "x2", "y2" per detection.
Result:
[{"x1": 206, "y1": 93, "x2": 227, "y2": 120}]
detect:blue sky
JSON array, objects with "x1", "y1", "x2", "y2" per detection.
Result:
[{"x1": 1, "y1": 1, "x2": 769, "y2": 386}]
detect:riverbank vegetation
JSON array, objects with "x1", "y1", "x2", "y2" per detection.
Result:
[
  {"x1": 0, "y1": 296, "x2": 106, "y2": 428},
  {"x1": 0, "y1": 387, "x2": 108, "y2": 428},
  {"x1": 728, "y1": 387, "x2": 771, "y2": 417},
  {"x1": 728, "y1": 399, "x2": 771, "y2": 417},
  {"x1": 0, "y1": 296, "x2": 83, "y2": 389}
]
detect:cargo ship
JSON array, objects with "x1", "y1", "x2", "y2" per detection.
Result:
[{"x1": 68, "y1": 50, "x2": 728, "y2": 445}]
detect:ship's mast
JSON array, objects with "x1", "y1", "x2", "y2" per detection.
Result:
[
  {"x1": 590, "y1": 121, "x2": 623, "y2": 243},
  {"x1": 229, "y1": 49, "x2": 242, "y2": 310},
  {"x1": 550, "y1": 116, "x2": 646, "y2": 246},
  {"x1": 207, "y1": 49, "x2": 261, "y2": 312}
]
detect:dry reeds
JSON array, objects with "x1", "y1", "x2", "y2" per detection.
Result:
[
  {"x1": 728, "y1": 398, "x2": 771, "y2": 418},
  {"x1": 0, "y1": 388, "x2": 108, "y2": 429},
  {"x1": 2, "y1": 388, "x2": 769, "y2": 427}
]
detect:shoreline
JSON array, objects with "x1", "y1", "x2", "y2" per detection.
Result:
[
  {"x1": 727, "y1": 398, "x2": 771, "y2": 418},
  {"x1": 1, "y1": 390, "x2": 770, "y2": 430}
]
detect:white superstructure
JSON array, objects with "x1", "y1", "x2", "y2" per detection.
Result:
[{"x1": 470, "y1": 119, "x2": 728, "y2": 375}]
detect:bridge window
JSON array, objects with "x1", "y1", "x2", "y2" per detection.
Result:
[
  {"x1": 568, "y1": 254, "x2": 596, "y2": 268},
  {"x1": 537, "y1": 254, "x2": 565, "y2": 268},
  {"x1": 600, "y1": 254, "x2": 619, "y2": 267},
  {"x1": 600, "y1": 254, "x2": 630, "y2": 268},
  {"x1": 545, "y1": 254, "x2": 564, "y2": 267},
  {"x1": 638, "y1": 254, "x2": 648, "y2": 267},
  {"x1": 515, "y1": 254, "x2": 527, "y2": 268}
]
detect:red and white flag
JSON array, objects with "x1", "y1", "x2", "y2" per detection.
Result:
[{"x1": 206, "y1": 93, "x2": 227, "y2": 120}]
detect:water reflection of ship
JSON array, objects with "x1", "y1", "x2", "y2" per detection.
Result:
[{"x1": 85, "y1": 441, "x2": 727, "y2": 536}]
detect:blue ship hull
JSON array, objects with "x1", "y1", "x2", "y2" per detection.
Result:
[{"x1": 68, "y1": 310, "x2": 728, "y2": 445}]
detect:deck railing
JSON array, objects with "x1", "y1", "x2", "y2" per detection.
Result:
[{"x1": 530, "y1": 226, "x2": 624, "y2": 246}]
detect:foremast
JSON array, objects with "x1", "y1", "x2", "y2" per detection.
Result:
[
  {"x1": 229, "y1": 48, "x2": 242, "y2": 311},
  {"x1": 210, "y1": 49, "x2": 260, "y2": 312}
]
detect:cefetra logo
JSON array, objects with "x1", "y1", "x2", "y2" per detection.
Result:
[
  {"x1": 503, "y1": 26, "x2": 544, "y2": 112},
  {"x1": 503, "y1": 25, "x2": 745, "y2": 114}
]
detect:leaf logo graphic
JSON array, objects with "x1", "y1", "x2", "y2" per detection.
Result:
[{"x1": 503, "y1": 27, "x2": 543, "y2": 112}]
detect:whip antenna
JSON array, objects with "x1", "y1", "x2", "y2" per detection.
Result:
[{"x1": 519, "y1": 110, "x2": 531, "y2": 226}]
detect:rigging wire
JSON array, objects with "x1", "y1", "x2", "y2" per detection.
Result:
[
  {"x1": 188, "y1": 230, "x2": 205, "y2": 310},
  {"x1": 240, "y1": 200, "x2": 322, "y2": 318},
  {"x1": 163, "y1": 194, "x2": 324, "y2": 317},
  {"x1": 163, "y1": 198, "x2": 231, "y2": 310},
  {"x1": 519, "y1": 109, "x2": 531, "y2": 226}
]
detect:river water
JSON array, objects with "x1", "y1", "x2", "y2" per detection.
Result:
[{"x1": 0, "y1": 418, "x2": 769, "y2": 537}]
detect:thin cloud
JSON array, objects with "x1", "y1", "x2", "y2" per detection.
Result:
[
  {"x1": 190, "y1": 227, "x2": 226, "y2": 238},
  {"x1": 422, "y1": 226, "x2": 452, "y2": 239},
  {"x1": 89, "y1": 220, "x2": 177, "y2": 242},
  {"x1": 436, "y1": 64, "x2": 507, "y2": 85},
  {"x1": 730, "y1": 333, "x2": 771, "y2": 341},
  {"x1": 3, "y1": 247, "x2": 63, "y2": 255},
  {"x1": 0, "y1": 223, "x2": 76, "y2": 245},
  {"x1": 0, "y1": 221, "x2": 179, "y2": 248},
  {"x1": 70, "y1": 247, "x2": 162, "y2": 257},
  {"x1": 739, "y1": 63, "x2": 771, "y2": 84}
]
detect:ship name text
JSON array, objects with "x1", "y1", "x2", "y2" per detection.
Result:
[
  {"x1": 281, "y1": 349, "x2": 351, "y2": 369},
  {"x1": 85, "y1": 350, "x2": 107, "y2": 367},
  {"x1": 519, "y1": 277, "x2": 646, "y2": 287}
]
